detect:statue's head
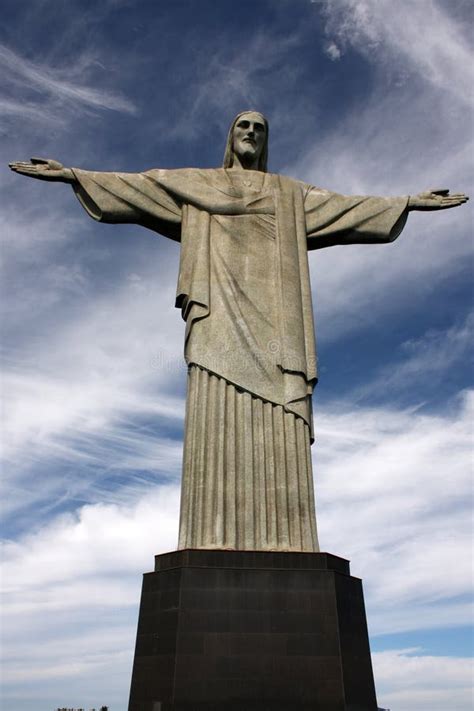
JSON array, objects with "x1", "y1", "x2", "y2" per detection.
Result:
[{"x1": 223, "y1": 110, "x2": 269, "y2": 172}]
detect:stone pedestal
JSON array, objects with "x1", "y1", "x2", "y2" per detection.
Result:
[{"x1": 128, "y1": 549, "x2": 378, "y2": 711}]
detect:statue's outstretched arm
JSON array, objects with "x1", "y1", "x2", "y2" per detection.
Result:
[
  {"x1": 408, "y1": 188, "x2": 468, "y2": 211},
  {"x1": 8, "y1": 157, "x2": 75, "y2": 183},
  {"x1": 9, "y1": 159, "x2": 182, "y2": 239}
]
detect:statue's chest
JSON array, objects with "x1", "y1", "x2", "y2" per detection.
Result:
[{"x1": 222, "y1": 170, "x2": 268, "y2": 196}]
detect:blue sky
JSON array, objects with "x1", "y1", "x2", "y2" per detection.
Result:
[{"x1": 1, "y1": 1, "x2": 473, "y2": 709}]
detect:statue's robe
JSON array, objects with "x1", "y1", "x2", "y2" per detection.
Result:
[{"x1": 71, "y1": 167, "x2": 408, "y2": 551}]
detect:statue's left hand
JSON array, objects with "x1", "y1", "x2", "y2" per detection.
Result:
[{"x1": 408, "y1": 189, "x2": 469, "y2": 211}]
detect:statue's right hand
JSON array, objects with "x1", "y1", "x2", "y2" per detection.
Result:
[{"x1": 8, "y1": 157, "x2": 74, "y2": 183}]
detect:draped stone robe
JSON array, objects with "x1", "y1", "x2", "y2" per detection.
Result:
[{"x1": 71, "y1": 167, "x2": 408, "y2": 552}]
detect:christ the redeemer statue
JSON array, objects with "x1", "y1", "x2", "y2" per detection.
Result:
[{"x1": 9, "y1": 111, "x2": 468, "y2": 553}]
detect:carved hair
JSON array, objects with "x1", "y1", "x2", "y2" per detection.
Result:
[{"x1": 223, "y1": 111, "x2": 269, "y2": 172}]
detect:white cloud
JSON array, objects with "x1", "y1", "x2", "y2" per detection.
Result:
[
  {"x1": 308, "y1": 209, "x2": 472, "y2": 345},
  {"x1": 1, "y1": 388, "x2": 471, "y2": 706},
  {"x1": 163, "y1": 29, "x2": 311, "y2": 142},
  {"x1": 349, "y1": 311, "x2": 474, "y2": 402},
  {"x1": 1, "y1": 274, "x2": 186, "y2": 525},
  {"x1": 1, "y1": 486, "x2": 180, "y2": 707},
  {"x1": 293, "y1": 44, "x2": 472, "y2": 346},
  {"x1": 284, "y1": 6, "x2": 473, "y2": 350},
  {"x1": 0, "y1": 43, "x2": 137, "y2": 117},
  {"x1": 314, "y1": 389, "x2": 473, "y2": 634},
  {"x1": 373, "y1": 648, "x2": 474, "y2": 711},
  {"x1": 1, "y1": 624, "x2": 133, "y2": 709},
  {"x1": 321, "y1": 0, "x2": 474, "y2": 105},
  {"x1": 324, "y1": 41, "x2": 341, "y2": 61},
  {"x1": 1, "y1": 201, "x2": 185, "y2": 525},
  {"x1": 2, "y1": 486, "x2": 180, "y2": 594},
  {"x1": 0, "y1": 98, "x2": 68, "y2": 126}
]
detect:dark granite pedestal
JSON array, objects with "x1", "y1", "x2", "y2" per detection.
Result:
[{"x1": 128, "y1": 549, "x2": 378, "y2": 711}]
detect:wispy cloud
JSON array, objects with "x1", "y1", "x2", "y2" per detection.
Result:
[
  {"x1": 321, "y1": 0, "x2": 474, "y2": 106},
  {"x1": 161, "y1": 29, "x2": 310, "y2": 141},
  {"x1": 0, "y1": 98, "x2": 68, "y2": 127},
  {"x1": 292, "y1": 38, "x2": 472, "y2": 347},
  {"x1": 308, "y1": 208, "x2": 472, "y2": 345},
  {"x1": 279, "y1": 4, "x2": 473, "y2": 352},
  {"x1": 0, "y1": 42, "x2": 137, "y2": 119},
  {"x1": 350, "y1": 311, "x2": 474, "y2": 403},
  {"x1": 1, "y1": 262, "x2": 185, "y2": 528},
  {"x1": 1, "y1": 198, "x2": 185, "y2": 530}
]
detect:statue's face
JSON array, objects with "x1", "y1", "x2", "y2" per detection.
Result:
[{"x1": 232, "y1": 112, "x2": 266, "y2": 165}]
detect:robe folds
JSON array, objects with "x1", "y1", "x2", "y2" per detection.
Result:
[{"x1": 72, "y1": 167, "x2": 408, "y2": 551}]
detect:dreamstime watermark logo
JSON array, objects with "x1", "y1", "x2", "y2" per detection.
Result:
[
  {"x1": 149, "y1": 350, "x2": 187, "y2": 374},
  {"x1": 149, "y1": 340, "x2": 315, "y2": 376}
]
